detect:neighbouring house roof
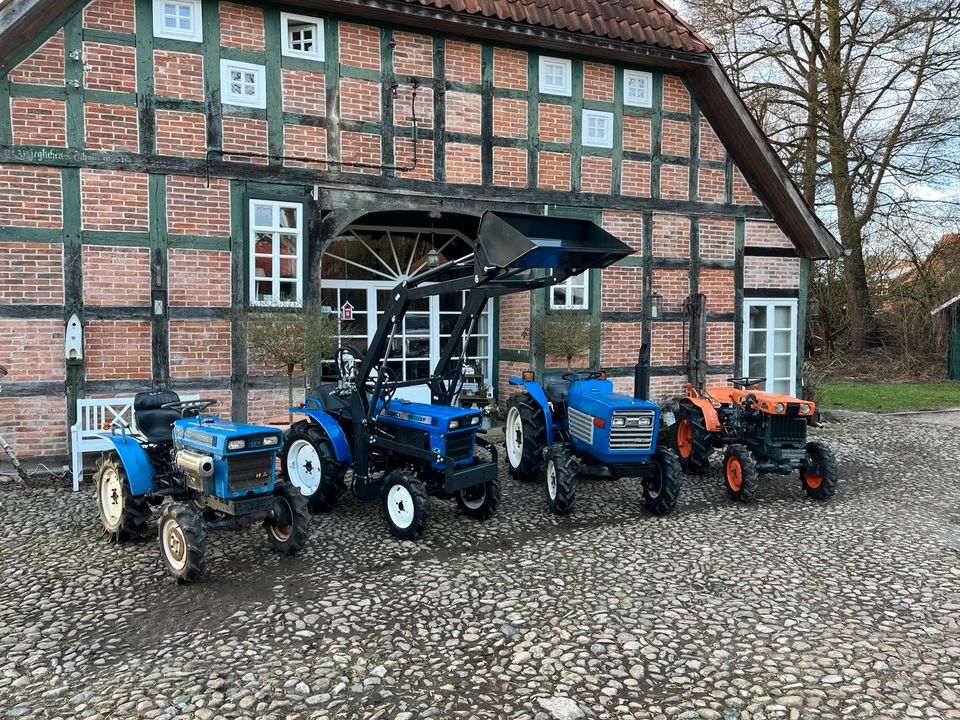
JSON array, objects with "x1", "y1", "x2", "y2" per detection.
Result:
[{"x1": 0, "y1": 0, "x2": 842, "y2": 260}]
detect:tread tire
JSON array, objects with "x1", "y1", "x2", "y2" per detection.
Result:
[
  {"x1": 543, "y1": 443, "x2": 577, "y2": 515},
  {"x1": 158, "y1": 502, "x2": 206, "y2": 583},
  {"x1": 381, "y1": 470, "x2": 430, "y2": 540},
  {"x1": 505, "y1": 393, "x2": 547, "y2": 481},
  {"x1": 94, "y1": 454, "x2": 150, "y2": 542},
  {"x1": 723, "y1": 444, "x2": 759, "y2": 503},
  {"x1": 455, "y1": 477, "x2": 502, "y2": 521},
  {"x1": 266, "y1": 482, "x2": 312, "y2": 554},
  {"x1": 671, "y1": 405, "x2": 713, "y2": 474},
  {"x1": 280, "y1": 421, "x2": 348, "y2": 513},
  {"x1": 643, "y1": 448, "x2": 683, "y2": 515},
  {"x1": 801, "y1": 441, "x2": 839, "y2": 500}
]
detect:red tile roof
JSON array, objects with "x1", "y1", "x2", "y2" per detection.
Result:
[{"x1": 399, "y1": 0, "x2": 712, "y2": 53}]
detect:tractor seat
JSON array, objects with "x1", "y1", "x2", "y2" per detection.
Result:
[
  {"x1": 134, "y1": 390, "x2": 182, "y2": 444},
  {"x1": 541, "y1": 373, "x2": 573, "y2": 405},
  {"x1": 317, "y1": 384, "x2": 352, "y2": 420}
]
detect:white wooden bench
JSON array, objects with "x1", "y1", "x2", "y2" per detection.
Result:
[{"x1": 70, "y1": 395, "x2": 198, "y2": 492}]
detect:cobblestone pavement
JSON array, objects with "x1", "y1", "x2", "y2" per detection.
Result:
[{"x1": 1, "y1": 414, "x2": 959, "y2": 720}]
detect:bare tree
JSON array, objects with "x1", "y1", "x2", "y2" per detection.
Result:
[{"x1": 690, "y1": 0, "x2": 960, "y2": 350}]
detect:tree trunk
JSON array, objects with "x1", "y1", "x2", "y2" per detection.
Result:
[{"x1": 287, "y1": 364, "x2": 294, "y2": 425}]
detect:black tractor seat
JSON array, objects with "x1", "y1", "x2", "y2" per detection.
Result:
[
  {"x1": 317, "y1": 384, "x2": 353, "y2": 421},
  {"x1": 134, "y1": 390, "x2": 182, "y2": 444},
  {"x1": 541, "y1": 373, "x2": 572, "y2": 406}
]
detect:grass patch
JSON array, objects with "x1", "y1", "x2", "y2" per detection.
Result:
[{"x1": 819, "y1": 382, "x2": 960, "y2": 412}]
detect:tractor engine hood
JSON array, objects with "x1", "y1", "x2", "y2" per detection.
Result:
[
  {"x1": 172, "y1": 417, "x2": 283, "y2": 455},
  {"x1": 378, "y1": 399, "x2": 482, "y2": 433},
  {"x1": 473, "y1": 211, "x2": 633, "y2": 274}
]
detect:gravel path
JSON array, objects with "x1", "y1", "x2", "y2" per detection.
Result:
[{"x1": 1, "y1": 414, "x2": 959, "y2": 719}]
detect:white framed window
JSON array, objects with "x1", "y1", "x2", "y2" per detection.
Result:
[
  {"x1": 249, "y1": 200, "x2": 303, "y2": 307},
  {"x1": 582, "y1": 110, "x2": 614, "y2": 148},
  {"x1": 539, "y1": 57, "x2": 572, "y2": 96},
  {"x1": 281, "y1": 12, "x2": 324, "y2": 60},
  {"x1": 221, "y1": 60, "x2": 266, "y2": 108},
  {"x1": 550, "y1": 272, "x2": 589, "y2": 310},
  {"x1": 624, "y1": 69, "x2": 653, "y2": 107},
  {"x1": 743, "y1": 298, "x2": 798, "y2": 396},
  {"x1": 153, "y1": 0, "x2": 202, "y2": 42}
]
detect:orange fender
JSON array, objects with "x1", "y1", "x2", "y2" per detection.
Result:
[{"x1": 680, "y1": 396, "x2": 721, "y2": 432}]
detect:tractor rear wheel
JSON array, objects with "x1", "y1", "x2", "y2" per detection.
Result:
[
  {"x1": 671, "y1": 407, "x2": 713, "y2": 474},
  {"x1": 543, "y1": 443, "x2": 577, "y2": 515},
  {"x1": 723, "y1": 444, "x2": 759, "y2": 503},
  {"x1": 281, "y1": 421, "x2": 347, "y2": 513},
  {"x1": 382, "y1": 470, "x2": 429, "y2": 540},
  {"x1": 266, "y1": 482, "x2": 311, "y2": 554},
  {"x1": 94, "y1": 454, "x2": 150, "y2": 542},
  {"x1": 455, "y1": 477, "x2": 502, "y2": 521},
  {"x1": 643, "y1": 448, "x2": 682, "y2": 515},
  {"x1": 158, "y1": 503, "x2": 206, "y2": 583},
  {"x1": 505, "y1": 393, "x2": 547, "y2": 481},
  {"x1": 801, "y1": 441, "x2": 839, "y2": 500}
]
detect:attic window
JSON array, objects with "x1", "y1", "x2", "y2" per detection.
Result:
[
  {"x1": 221, "y1": 60, "x2": 266, "y2": 108},
  {"x1": 281, "y1": 13, "x2": 324, "y2": 60},
  {"x1": 624, "y1": 70, "x2": 653, "y2": 107},
  {"x1": 154, "y1": 0, "x2": 202, "y2": 42},
  {"x1": 539, "y1": 57, "x2": 572, "y2": 96},
  {"x1": 582, "y1": 110, "x2": 613, "y2": 148}
]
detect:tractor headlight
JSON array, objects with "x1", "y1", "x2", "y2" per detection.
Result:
[
  {"x1": 774, "y1": 403, "x2": 785, "y2": 413},
  {"x1": 227, "y1": 439, "x2": 246, "y2": 450},
  {"x1": 448, "y1": 419, "x2": 460, "y2": 430},
  {"x1": 800, "y1": 404, "x2": 811, "y2": 414},
  {"x1": 612, "y1": 416, "x2": 627, "y2": 427},
  {"x1": 470, "y1": 415, "x2": 481, "y2": 426},
  {"x1": 263, "y1": 435, "x2": 280, "y2": 446}
]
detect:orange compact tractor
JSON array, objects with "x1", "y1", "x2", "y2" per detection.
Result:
[{"x1": 670, "y1": 376, "x2": 838, "y2": 502}]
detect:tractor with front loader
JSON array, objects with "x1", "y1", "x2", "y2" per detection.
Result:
[
  {"x1": 94, "y1": 392, "x2": 309, "y2": 582},
  {"x1": 279, "y1": 210, "x2": 635, "y2": 538},
  {"x1": 505, "y1": 346, "x2": 682, "y2": 515},
  {"x1": 671, "y1": 377, "x2": 838, "y2": 502}
]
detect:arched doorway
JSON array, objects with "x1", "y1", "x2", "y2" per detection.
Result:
[{"x1": 320, "y1": 213, "x2": 493, "y2": 403}]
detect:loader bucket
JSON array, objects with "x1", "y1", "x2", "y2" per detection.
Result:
[{"x1": 474, "y1": 211, "x2": 634, "y2": 273}]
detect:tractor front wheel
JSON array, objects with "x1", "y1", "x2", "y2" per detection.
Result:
[
  {"x1": 505, "y1": 393, "x2": 547, "y2": 481},
  {"x1": 281, "y1": 421, "x2": 347, "y2": 513},
  {"x1": 158, "y1": 503, "x2": 206, "y2": 583},
  {"x1": 543, "y1": 443, "x2": 577, "y2": 515},
  {"x1": 723, "y1": 444, "x2": 759, "y2": 503},
  {"x1": 671, "y1": 407, "x2": 713, "y2": 474},
  {"x1": 455, "y1": 477, "x2": 502, "y2": 521},
  {"x1": 382, "y1": 470, "x2": 430, "y2": 540},
  {"x1": 266, "y1": 482, "x2": 311, "y2": 554},
  {"x1": 94, "y1": 454, "x2": 150, "y2": 542},
  {"x1": 643, "y1": 448, "x2": 682, "y2": 515},
  {"x1": 801, "y1": 441, "x2": 839, "y2": 500}
]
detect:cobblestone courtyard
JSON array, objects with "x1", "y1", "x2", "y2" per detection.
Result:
[{"x1": 1, "y1": 413, "x2": 958, "y2": 719}]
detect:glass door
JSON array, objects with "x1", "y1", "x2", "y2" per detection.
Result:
[{"x1": 743, "y1": 299, "x2": 797, "y2": 396}]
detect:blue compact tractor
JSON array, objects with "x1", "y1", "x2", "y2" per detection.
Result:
[
  {"x1": 505, "y1": 349, "x2": 681, "y2": 515},
  {"x1": 280, "y1": 210, "x2": 634, "y2": 539},
  {"x1": 94, "y1": 392, "x2": 309, "y2": 582}
]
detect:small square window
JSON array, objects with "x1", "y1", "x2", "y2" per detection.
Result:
[
  {"x1": 624, "y1": 70, "x2": 653, "y2": 107},
  {"x1": 281, "y1": 13, "x2": 324, "y2": 60},
  {"x1": 550, "y1": 272, "x2": 589, "y2": 310},
  {"x1": 221, "y1": 60, "x2": 265, "y2": 108},
  {"x1": 582, "y1": 110, "x2": 613, "y2": 148},
  {"x1": 539, "y1": 57, "x2": 572, "y2": 96},
  {"x1": 153, "y1": 0, "x2": 202, "y2": 41}
]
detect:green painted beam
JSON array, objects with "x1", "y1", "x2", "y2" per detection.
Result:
[
  {"x1": 323, "y1": 18, "x2": 340, "y2": 170},
  {"x1": 229, "y1": 179, "x2": 248, "y2": 421},
  {"x1": 526, "y1": 51, "x2": 539, "y2": 188},
  {"x1": 82, "y1": 29, "x2": 136, "y2": 46},
  {"x1": 432, "y1": 34, "x2": 446, "y2": 183},
  {"x1": 149, "y1": 174, "x2": 169, "y2": 388},
  {"x1": 279, "y1": 55, "x2": 325, "y2": 73},
  {"x1": 63, "y1": 13, "x2": 83, "y2": 149},
  {"x1": 0, "y1": 75, "x2": 11, "y2": 145},
  {"x1": 201, "y1": 0, "x2": 222, "y2": 156},
  {"x1": 84, "y1": 89, "x2": 137, "y2": 106},
  {"x1": 380, "y1": 26, "x2": 395, "y2": 171},
  {"x1": 733, "y1": 217, "x2": 746, "y2": 374},
  {"x1": 611, "y1": 67, "x2": 624, "y2": 195},
  {"x1": 81, "y1": 230, "x2": 151, "y2": 246},
  {"x1": 8, "y1": 82, "x2": 67, "y2": 99},
  {"x1": 797, "y1": 255, "x2": 809, "y2": 391},
  {"x1": 570, "y1": 61, "x2": 583, "y2": 193},
  {"x1": 480, "y1": 44, "x2": 493, "y2": 186},
  {"x1": 650, "y1": 72, "x2": 663, "y2": 200},
  {"x1": 134, "y1": 0, "x2": 156, "y2": 154},
  {"x1": 0, "y1": 226, "x2": 62, "y2": 242},
  {"x1": 263, "y1": 6, "x2": 283, "y2": 165},
  {"x1": 220, "y1": 47, "x2": 264, "y2": 64}
]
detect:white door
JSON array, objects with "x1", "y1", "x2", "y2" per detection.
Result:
[{"x1": 743, "y1": 298, "x2": 798, "y2": 396}]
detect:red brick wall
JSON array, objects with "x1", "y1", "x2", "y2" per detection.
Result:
[
  {"x1": 445, "y1": 40, "x2": 481, "y2": 83},
  {"x1": 84, "y1": 103, "x2": 139, "y2": 151},
  {"x1": 583, "y1": 62, "x2": 614, "y2": 101},
  {"x1": 539, "y1": 103, "x2": 570, "y2": 143},
  {"x1": 492, "y1": 146, "x2": 526, "y2": 187},
  {"x1": 650, "y1": 375, "x2": 686, "y2": 401},
  {"x1": 341, "y1": 132, "x2": 382, "y2": 175},
  {"x1": 166, "y1": 176, "x2": 230, "y2": 236},
  {"x1": 660, "y1": 164, "x2": 689, "y2": 200},
  {"x1": 168, "y1": 249, "x2": 231, "y2": 307},
  {"x1": 602, "y1": 322, "x2": 643, "y2": 366},
  {"x1": 662, "y1": 118, "x2": 689, "y2": 156},
  {"x1": 497, "y1": 360, "x2": 527, "y2": 406},
  {"x1": 745, "y1": 257, "x2": 801, "y2": 289},
  {"x1": 745, "y1": 220, "x2": 793, "y2": 249},
  {"x1": 393, "y1": 31, "x2": 433, "y2": 76},
  {"x1": 154, "y1": 51, "x2": 205, "y2": 100},
  {"x1": 220, "y1": 2, "x2": 264, "y2": 51},
  {"x1": 222, "y1": 117, "x2": 268, "y2": 164},
  {"x1": 156, "y1": 110, "x2": 206, "y2": 158},
  {"x1": 83, "y1": 320, "x2": 152, "y2": 380},
  {"x1": 700, "y1": 119, "x2": 726, "y2": 162},
  {"x1": 446, "y1": 143, "x2": 481, "y2": 184},
  {"x1": 538, "y1": 151, "x2": 570, "y2": 191},
  {"x1": 622, "y1": 161, "x2": 651, "y2": 197},
  {"x1": 170, "y1": 320, "x2": 232, "y2": 378},
  {"x1": 282, "y1": 69, "x2": 325, "y2": 116},
  {"x1": 602, "y1": 266, "x2": 643, "y2": 312},
  {"x1": 700, "y1": 268, "x2": 735, "y2": 313},
  {"x1": 8, "y1": 31, "x2": 64, "y2": 85},
  {"x1": 394, "y1": 137, "x2": 433, "y2": 181},
  {"x1": 602, "y1": 210, "x2": 644, "y2": 253},
  {"x1": 652, "y1": 268, "x2": 689, "y2": 313},
  {"x1": 393, "y1": 84, "x2": 433, "y2": 128},
  {"x1": 493, "y1": 48, "x2": 526, "y2": 89},
  {"x1": 493, "y1": 98, "x2": 527, "y2": 139},
  {"x1": 284, "y1": 125, "x2": 328, "y2": 170},
  {"x1": 700, "y1": 217, "x2": 735, "y2": 260},
  {"x1": 82, "y1": 42, "x2": 136, "y2": 93},
  {"x1": 248, "y1": 388, "x2": 305, "y2": 425},
  {"x1": 83, "y1": 0, "x2": 135, "y2": 33},
  {"x1": 80, "y1": 170, "x2": 148, "y2": 231},
  {"x1": 581, "y1": 156, "x2": 612, "y2": 194},
  {"x1": 706, "y1": 322, "x2": 735, "y2": 366},
  {"x1": 623, "y1": 115, "x2": 651, "y2": 152},
  {"x1": 650, "y1": 322, "x2": 685, "y2": 365},
  {"x1": 0, "y1": 397, "x2": 68, "y2": 457},
  {"x1": 82, "y1": 245, "x2": 150, "y2": 306},
  {"x1": 340, "y1": 78, "x2": 381, "y2": 122},
  {"x1": 732, "y1": 167, "x2": 761, "y2": 205},
  {"x1": 698, "y1": 167, "x2": 726, "y2": 204},
  {"x1": 0, "y1": 243, "x2": 63, "y2": 304},
  {"x1": 0, "y1": 319, "x2": 64, "y2": 381},
  {"x1": 0, "y1": 165, "x2": 62, "y2": 228},
  {"x1": 339, "y1": 23, "x2": 380, "y2": 69},
  {"x1": 653, "y1": 214, "x2": 689, "y2": 257},
  {"x1": 11, "y1": 98, "x2": 65, "y2": 147},
  {"x1": 663, "y1": 75, "x2": 690, "y2": 113}
]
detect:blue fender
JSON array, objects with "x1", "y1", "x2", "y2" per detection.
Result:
[
  {"x1": 507, "y1": 377, "x2": 555, "y2": 445},
  {"x1": 101, "y1": 432, "x2": 157, "y2": 496},
  {"x1": 291, "y1": 398, "x2": 353, "y2": 464}
]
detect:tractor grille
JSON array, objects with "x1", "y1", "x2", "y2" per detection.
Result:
[
  {"x1": 609, "y1": 410, "x2": 656, "y2": 451},
  {"x1": 769, "y1": 414, "x2": 807, "y2": 443},
  {"x1": 226, "y1": 452, "x2": 273, "y2": 493},
  {"x1": 445, "y1": 430, "x2": 476, "y2": 463},
  {"x1": 568, "y1": 407, "x2": 595, "y2": 444}
]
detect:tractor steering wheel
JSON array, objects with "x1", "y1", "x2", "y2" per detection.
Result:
[
  {"x1": 562, "y1": 371, "x2": 604, "y2": 382},
  {"x1": 335, "y1": 345, "x2": 365, "y2": 383},
  {"x1": 161, "y1": 398, "x2": 218, "y2": 416},
  {"x1": 728, "y1": 376, "x2": 766, "y2": 389}
]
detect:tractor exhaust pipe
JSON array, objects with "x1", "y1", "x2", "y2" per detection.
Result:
[
  {"x1": 634, "y1": 344, "x2": 650, "y2": 401},
  {"x1": 176, "y1": 449, "x2": 215, "y2": 478}
]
